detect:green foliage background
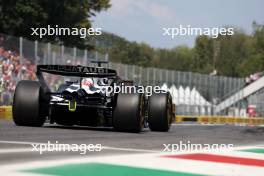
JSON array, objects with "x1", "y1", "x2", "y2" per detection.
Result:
[
  {"x1": 0, "y1": 1, "x2": 263, "y2": 77},
  {"x1": 0, "y1": 0, "x2": 110, "y2": 49},
  {"x1": 93, "y1": 22, "x2": 264, "y2": 78}
]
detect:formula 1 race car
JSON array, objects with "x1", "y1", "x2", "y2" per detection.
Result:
[{"x1": 12, "y1": 61, "x2": 174, "y2": 132}]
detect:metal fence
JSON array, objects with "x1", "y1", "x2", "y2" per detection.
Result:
[{"x1": 1, "y1": 33, "x2": 255, "y2": 116}]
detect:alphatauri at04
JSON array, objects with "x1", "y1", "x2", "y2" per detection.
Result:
[{"x1": 12, "y1": 62, "x2": 174, "y2": 132}]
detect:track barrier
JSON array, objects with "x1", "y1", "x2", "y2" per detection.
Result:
[
  {"x1": 176, "y1": 115, "x2": 264, "y2": 126},
  {"x1": 0, "y1": 106, "x2": 12, "y2": 120},
  {"x1": 1, "y1": 106, "x2": 264, "y2": 126}
]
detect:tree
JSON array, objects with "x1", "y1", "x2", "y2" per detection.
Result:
[
  {"x1": 93, "y1": 23, "x2": 264, "y2": 78},
  {"x1": 193, "y1": 35, "x2": 214, "y2": 73},
  {"x1": 217, "y1": 31, "x2": 253, "y2": 76},
  {"x1": 237, "y1": 22, "x2": 264, "y2": 76},
  {"x1": 0, "y1": 0, "x2": 110, "y2": 49}
]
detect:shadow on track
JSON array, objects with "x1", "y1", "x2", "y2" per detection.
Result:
[
  {"x1": 243, "y1": 127, "x2": 264, "y2": 134},
  {"x1": 44, "y1": 124, "x2": 149, "y2": 133}
]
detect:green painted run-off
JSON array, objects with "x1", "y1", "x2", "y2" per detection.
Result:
[
  {"x1": 22, "y1": 162, "x2": 207, "y2": 176},
  {"x1": 239, "y1": 148, "x2": 264, "y2": 154}
]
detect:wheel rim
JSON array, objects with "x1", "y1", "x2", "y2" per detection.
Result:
[
  {"x1": 167, "y1": 94, "x2": 173, "y2": 125},
  {"x1": 139, "y1": 95, "x2": 144, "y2": 130}
]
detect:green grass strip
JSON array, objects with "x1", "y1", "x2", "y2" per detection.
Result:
[
  {"x1": 239, "y1": 148, "x2": 264, "y2": 154},
  {"x1": 22, "y1": 162, "x2": 208, "y2": 176}
]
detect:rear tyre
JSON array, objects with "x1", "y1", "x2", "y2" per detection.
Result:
[
  {"x1": 148, "y1": 92, "x2": 174, "y2": 132},
  {"x1": 113, "y1": 93, "x2": 144, "y2": 133},
  {"x1": 13, "y1": 80, "x2": 49, "y2": 127}
]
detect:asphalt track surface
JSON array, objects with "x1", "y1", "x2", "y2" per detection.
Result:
[{"x1": 0, "y1": 119, "x2": 264, "y2": 166}]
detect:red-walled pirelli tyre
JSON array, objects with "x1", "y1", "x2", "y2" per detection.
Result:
[
  {"x1": 13, "y1": 80, "x2": 49, "y2": 127},
  {"x1": 148, "y1": 92, "x2": 174, "y2": 132},
  {"x1": 113, "y1": 93, "x2": 144, "y2": 133}
]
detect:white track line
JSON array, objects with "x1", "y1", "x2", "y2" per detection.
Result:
[
  {"x1": 0, "y1": 147, "x2": 158, "y2": 154},
  {"x1": 1, "y1": 152, "x2": 264, "y2": 176},
  {"x1": 0, "y1": 140, "x2": 264, "y2": 154},
  {"x1": 0, "y1": 140, "x2": 264, "y2": 176},
  {"x1": 102, "y1": 146, "x2": 159, "y2": 153},
  {"x1": 0, "y1": 140, "x2": 159, "y2": 153},
  {"x1": 0, "y1": 140, "x2": 45, "y2": 145},
  {"x1": 0, "y1": 148, "x2": 33, "y2": 154}
]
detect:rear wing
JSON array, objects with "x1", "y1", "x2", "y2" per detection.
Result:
[
  {"x1": 37, "y1": 65, "x2": 117, "y2": 77},
  {"x1": 36, "y1": 65, "x2": 117, "y2": 92}
]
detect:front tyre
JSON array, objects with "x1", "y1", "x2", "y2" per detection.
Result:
[{"x1": 13, "y1": 80, "x2": 49, "y2": 127}]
